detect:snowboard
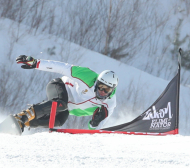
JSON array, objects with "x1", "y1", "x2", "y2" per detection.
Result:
[{"x1": 0, "y1": 115, "x2": 22, "y2": 136}]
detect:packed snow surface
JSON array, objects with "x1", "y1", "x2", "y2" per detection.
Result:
[{"x1": 0, "y1": 132, "x2": 190, "y2": 168}]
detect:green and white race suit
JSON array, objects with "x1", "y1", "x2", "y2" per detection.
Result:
[{"x1": 36, "y1": 59, "x2": 116, "y2": 129}]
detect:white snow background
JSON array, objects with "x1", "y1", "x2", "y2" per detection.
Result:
[
  {"x1": 1, "y1": 133, "x2": 190, "y2": 168},
  {"x1": 1, "y1": 1, "x2": 190, "y2": 167}
]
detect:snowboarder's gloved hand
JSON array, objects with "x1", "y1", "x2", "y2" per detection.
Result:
[
  {"x1": 16, "y1": 55, "x2": 37, "y2": 69},
  {"x1": 90, "y1": 105, "x2": 108, "y2": 128}
]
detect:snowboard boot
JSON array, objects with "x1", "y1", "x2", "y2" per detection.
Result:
[{"x1": 14, "y1": 106, "x2": 35, "y2": 132}]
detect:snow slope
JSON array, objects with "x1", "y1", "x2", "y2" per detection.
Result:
[{"x1": 0, "y1": 133, "x2": 190, "y2": 168}]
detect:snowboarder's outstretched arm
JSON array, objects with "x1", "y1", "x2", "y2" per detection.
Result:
[{"x1": 16, "y1": 55, "x2": 73, "y2": 77}]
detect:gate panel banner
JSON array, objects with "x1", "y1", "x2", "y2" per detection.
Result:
[{"x1": 103, "y1": 68, "x2": 180, "y2": 134}]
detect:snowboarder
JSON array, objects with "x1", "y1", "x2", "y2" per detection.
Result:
[{"x1": 14, "y1": 55, "x2": 119, "y2": 132}]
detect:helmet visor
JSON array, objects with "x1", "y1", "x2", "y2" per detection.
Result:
[{"x1": 97, "y1": 82, "x2": 113, "y2": 94}]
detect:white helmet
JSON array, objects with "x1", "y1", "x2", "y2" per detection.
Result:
[{"x1": 95, "y1": 70, "x2": 119, "y2": 99}]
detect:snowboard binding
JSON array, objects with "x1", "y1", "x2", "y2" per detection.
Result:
[{"x1": 14, "y1": 105, "x2": 35, "y2": 132}]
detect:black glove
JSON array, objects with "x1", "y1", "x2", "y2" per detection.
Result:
[
  {"x1": 90, "y1": 105, "x2": 108, "y2": 127},
  {"x1": 16, "y1": 55, "x2": 37, "y2": 69}
]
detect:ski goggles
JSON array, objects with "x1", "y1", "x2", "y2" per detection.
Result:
[{"x1": 97, "y1": 83, "x2": 113, "y2": 94}]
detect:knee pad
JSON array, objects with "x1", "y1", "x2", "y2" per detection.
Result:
[
  {"x1": 55, "y1": 99, "x2": 68, "y2": 112},
  {"x1": 33, "y1": 99, "x2": 67, "y2": 119},
  {"x1": 55, "y1": 110, "x2": 69, "y2": 126}
]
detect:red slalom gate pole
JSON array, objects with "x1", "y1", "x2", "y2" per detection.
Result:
[
  {"x1": 49, "y1": 101, "x2": 57, "y2": 131},
  {"x1": 50, "y1": 128, "x2": 178, "y2": 136}
]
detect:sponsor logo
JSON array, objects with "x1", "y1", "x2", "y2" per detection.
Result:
[
  {"x1": 91, "y1": 104, "x2": 101, "y2": 108},
  {"x1": 143, "y1": 102, "x2": 172, "y2": 120},
  {"x1": 59, "y1": 103, "x2": 63, "y2": 107},
  {"x1": 143, "y1": 102, "x2": 173, "y2": 130},
  {"x1": 150, "y1": 118, "x2": 171, "y2": 129},
  {"x1": 82, "y1": 89, "x2": 88, "y2": 94}
]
